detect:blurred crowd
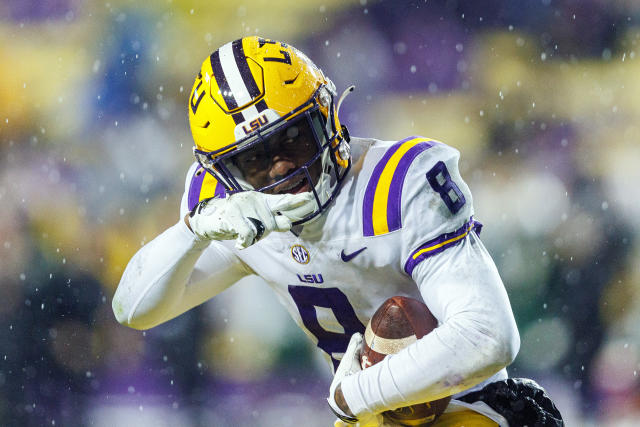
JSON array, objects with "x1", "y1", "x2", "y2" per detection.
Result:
[{"x1": 1, "y1": 0, "x2": 639, "y2": 426}]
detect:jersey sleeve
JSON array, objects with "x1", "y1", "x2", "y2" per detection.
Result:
[
  {"x1": 389, "y1": 137, "x2": 478, "y2": 276},
  {"x1": 361, "y1": 136, "x2": 478, "y2": 275},
  {"x1": 180, "y1": 162, "x2": 227, "y2": 218},
  {"x1": 342, "y1": 138, "x2": 518, "y2": 417},
  {"x1": 341, "y1": 231, "x2": 519, "y2": 416}
]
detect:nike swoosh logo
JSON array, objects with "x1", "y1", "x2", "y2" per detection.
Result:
[{"x1": 341, "y1": 247, "x2": 367, "y2": 262}]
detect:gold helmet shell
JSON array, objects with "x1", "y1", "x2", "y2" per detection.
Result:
[{"x1": 189, "y1": 36, "x2": 347, "y2": 164}]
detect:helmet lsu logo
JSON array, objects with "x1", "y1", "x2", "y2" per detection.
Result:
[
  {"x1": 242, "y1": 113, "x2": 269, "y2": 135},
  {"x1": 233, "y1": 109, "x2": 280, "y2": 140},
  {"x1": 291, "y1": 244, "x2": 310, "y2": 264}
]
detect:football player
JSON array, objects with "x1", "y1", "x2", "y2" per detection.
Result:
[{"x1": 112, "y1": 37, "x2": 563, "y2": 426}]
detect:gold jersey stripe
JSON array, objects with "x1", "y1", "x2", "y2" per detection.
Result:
[
  {"x1": 412, "y1": 222, "x2": 475, "y2": 260},
  {"x1": 371, "y1": 137, "x2": 429, "y2": 235}
]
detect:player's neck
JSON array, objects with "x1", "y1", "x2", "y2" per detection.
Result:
[{"x1": 298, "y1": 210, "x2": 328, "y2": 240}]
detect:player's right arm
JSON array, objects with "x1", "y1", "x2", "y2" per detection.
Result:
[
  {"x1": 337, "y1": 138, "x2": 519, "y2": 419},
  {"x1": 112, "y1": 162, "x2": 316, "y2": 330},
  {"x1": 112, "y1": 163, "x2": 252, "y2": 330}
]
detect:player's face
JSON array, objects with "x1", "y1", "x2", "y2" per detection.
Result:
[{"x1": 222, "y1": 115, "x2": 324, "y2": 194}]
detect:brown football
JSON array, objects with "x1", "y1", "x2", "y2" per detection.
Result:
[{"x1": 361, "y1": 296, "x2": 451, "y2": 427}]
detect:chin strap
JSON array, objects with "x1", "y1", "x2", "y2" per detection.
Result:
[{"x1": 337, "y1": 85, "x2": 355, "y2": 115}]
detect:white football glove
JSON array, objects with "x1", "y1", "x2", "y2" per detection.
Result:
[
  {"x1": 328, "y1": 333, "x2": 383, "y2": 426},
  {"x1": 188, "y1": 191, "x2": 315, "y2": 249}
]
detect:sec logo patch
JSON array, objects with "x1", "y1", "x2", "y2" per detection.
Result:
[{"x1": 291, "y1": 244, "x2": 310, "y2": 264}]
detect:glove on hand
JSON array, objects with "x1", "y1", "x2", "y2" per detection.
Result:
[{"x1": 188, "y1": 191, "x2": 315, "y2": 249}]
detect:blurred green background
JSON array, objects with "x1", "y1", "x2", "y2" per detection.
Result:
[{"x1": 1, "y1": 0, "x2": 639, "y2": 425}]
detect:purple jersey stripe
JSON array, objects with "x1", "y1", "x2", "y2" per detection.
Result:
[
  {"x1": 214, "y1": 180, "x2": 227, "y2": 198},
  {"x1": 386, "y1": 141, "x2": 434, "y2": 232},
  {"x1": 188, "y1": 168, "x2": 206, "y2": 211},
  {"x1": 404, "y1": 218, "x2": 479, "y2": 276},
  {"x1": 362, "y1": 136, "x2": 420, "y2": 237},
  {"x1": 472, "y1": 219, "x2": 483, "y2": 235}
]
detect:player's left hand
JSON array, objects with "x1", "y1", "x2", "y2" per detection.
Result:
[{"x1": 328, "y1": 332, "x2": 383, "y2": 426}]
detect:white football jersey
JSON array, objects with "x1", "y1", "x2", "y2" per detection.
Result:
[
  {"x1": 181, "y1": 136, "x2": 478, "y2": 371},
  {"x1": 115, "y1": 134, "x2": 518, "y2": 417}
]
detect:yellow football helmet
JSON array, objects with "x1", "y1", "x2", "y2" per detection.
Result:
[{"x1": 188, "y1": 36, "x2": 352, "y2": 224}]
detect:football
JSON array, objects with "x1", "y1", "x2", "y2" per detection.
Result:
[{"x1": 361, "y1": 296, "x2": 451, "y2": 427}]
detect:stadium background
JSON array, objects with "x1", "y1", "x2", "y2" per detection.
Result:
[{"x1": 1, "y1": 0, "x2": 639, "y2": 425}]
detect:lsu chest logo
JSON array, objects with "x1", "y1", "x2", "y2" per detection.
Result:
[
  {"x1": 291, "y1": 244, "x2": 310, "y2": 264},
  {"x1": 297, "y1": 273, "x2": 323, "y2": 284}
]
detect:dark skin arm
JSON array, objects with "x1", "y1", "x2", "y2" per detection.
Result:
[{"x1": 335, "y1": 384, "x2": 356, "y2": 418}]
